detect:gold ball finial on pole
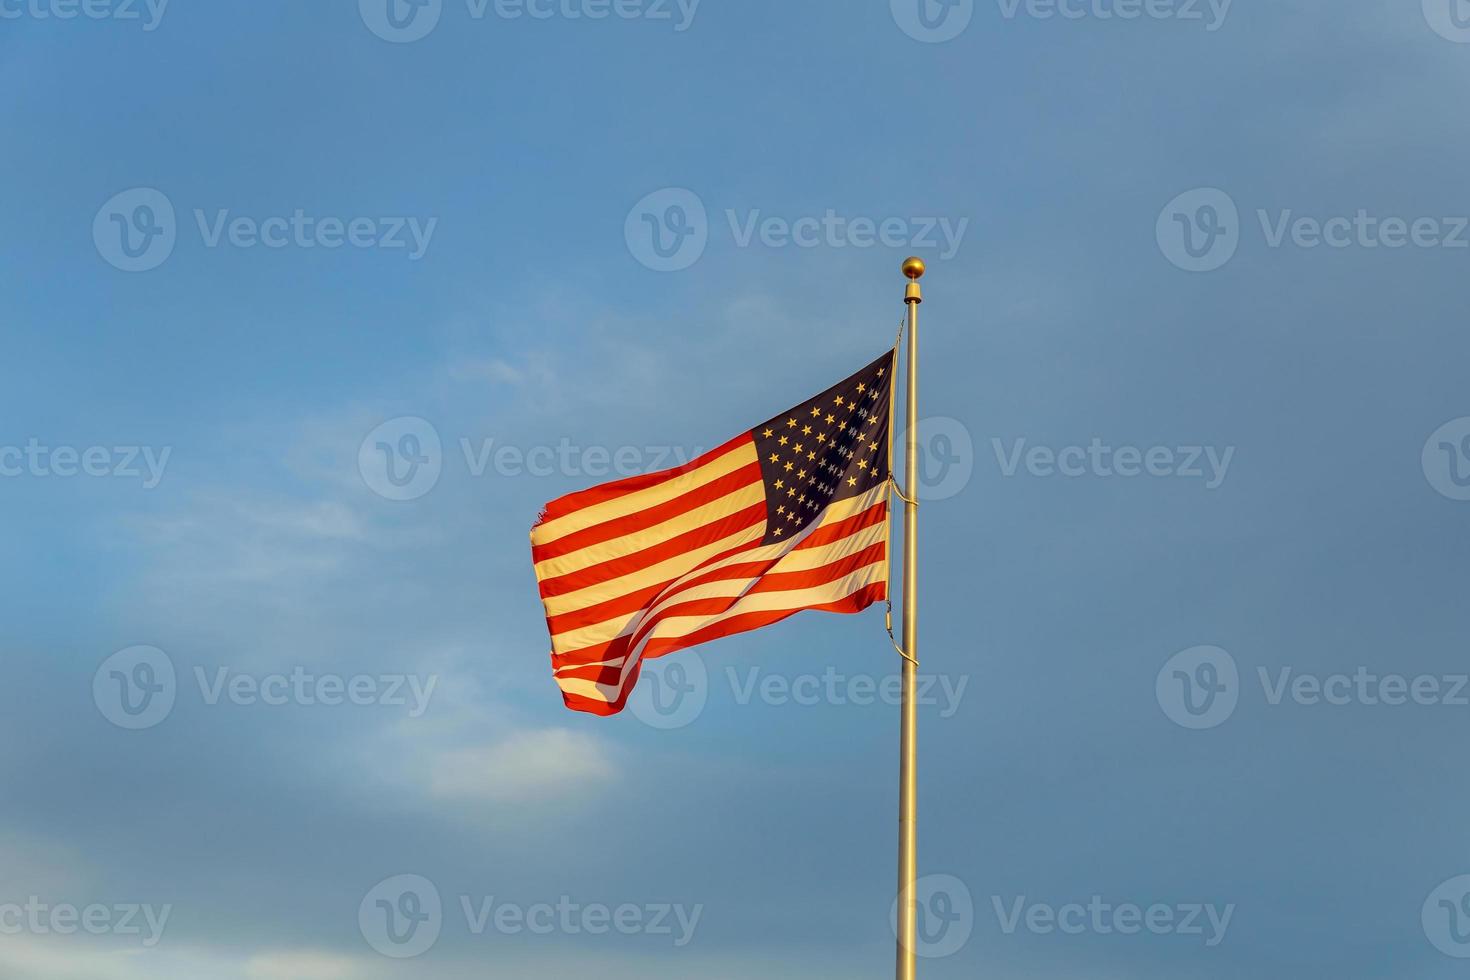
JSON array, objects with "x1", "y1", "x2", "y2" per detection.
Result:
[{"x1": 902, "y1": 256, "x2": 925, "y2": 304}]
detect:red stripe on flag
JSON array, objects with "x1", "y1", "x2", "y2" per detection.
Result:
[
  {"x1": 545, "y1": 531, "x2": 769, "y2": 638},
  {"x1": 531, "y1": 462, "x2": 764, "y2": 564},
  {"x1": 535, "y1": 501, "x2": 768, "y2": 599},
  {"x1": 792, "y1": 499, "x2": 888, "y2": 550},
  {"x1": 619, "y1": 543, "x2": 887, "y2": 654},
  {"x1": 547, "y1": 501, "x2": 887, "y2": 663},
  {"x1": 534, "y1": 433, "x2": 751, "y2": 526},
  {"x1": 553, "y1": 582, "x2": 889, "y2": 716}
]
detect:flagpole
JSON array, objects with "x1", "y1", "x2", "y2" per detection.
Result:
[{"x1": 895, "y1": 256, "x2": 924, "y2": 980}]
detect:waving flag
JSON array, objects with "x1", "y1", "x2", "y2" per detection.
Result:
[{"x1": 530, "y1": 351, "x2": 896, "y2": 715}]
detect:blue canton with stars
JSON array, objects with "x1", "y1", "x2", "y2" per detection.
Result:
[{"x1": 750, "y1": 351, "x2": 895, "y2": 544}]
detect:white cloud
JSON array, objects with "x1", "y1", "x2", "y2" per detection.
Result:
[
  {"x1": 128, "y1": 494, "x2": 360, "y2": 593},
  {"x1": 244, "y1": 950, "x2": 362, "y2": 980},
  {"x1": 238, "y1": 500, "x2": 364, "y2": 541},
  {"x1": 429, "y1": 728, "x2": 615, "y2": 804},
  {"x1": 0, "y1": 832, "x2": 92, "y2": 897},
  {"x1": 448, "y1": 357, "x2": 524, "y2": 385},
  {"x1": 0, "y1": 942, "x2": 389, "y2": 980},
  {"x1": 0, "y1": 939, "x2": 910, "y2": 980}
]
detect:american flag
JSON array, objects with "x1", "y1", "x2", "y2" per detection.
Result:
[{"x1": 530, "y1": 351, "x2": 896, "y2": 715}]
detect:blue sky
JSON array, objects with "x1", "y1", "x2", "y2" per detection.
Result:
[{"x1": 4, "y1": 0, "x2": 1470, "y2": 977}]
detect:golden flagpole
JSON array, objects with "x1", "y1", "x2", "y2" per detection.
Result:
[{"x1": 895, "y1": 256, "x2": 924, "y2": 980}]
